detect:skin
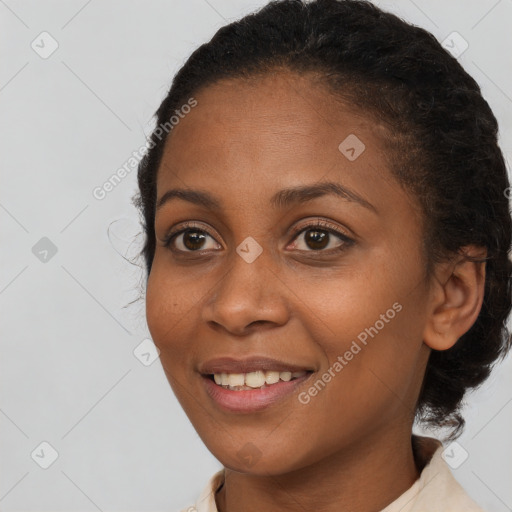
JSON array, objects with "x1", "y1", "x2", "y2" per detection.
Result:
[{"x1": 145, "y1": 70, "x2": 487, "y2": 512}]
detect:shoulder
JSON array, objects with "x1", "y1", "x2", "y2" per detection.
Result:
[
  {"x1": 382, "y1": 436, "x2": 486, "y2": 512},
  {"x1": 410, "y1": 437, "x2": 486, "y2": 512}
]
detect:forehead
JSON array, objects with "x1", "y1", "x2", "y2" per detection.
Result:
[{"x1": 156, "y1": 70, "x2": 406, "y2": 215}]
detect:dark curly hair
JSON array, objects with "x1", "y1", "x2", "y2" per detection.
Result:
[{"x1": 133, "y1": 0, "x2": 512, "y2": 439}]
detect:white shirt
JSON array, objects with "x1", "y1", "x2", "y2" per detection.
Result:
[{"x1": 180, "y1": 436, "x2": 485, "y2": 512}]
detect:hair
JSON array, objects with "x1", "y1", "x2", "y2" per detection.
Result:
[{"x1": 132, "y1": 0, "x2": 512, "y2": 439}]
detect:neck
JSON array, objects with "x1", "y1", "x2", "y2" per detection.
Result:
[{"x1": 215, "y1": 426, "x2": 420, "y2": 512}]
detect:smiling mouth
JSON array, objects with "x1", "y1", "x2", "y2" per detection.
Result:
[{"x1": 206, "y1": 370, "x2": 312, "y2": 391}]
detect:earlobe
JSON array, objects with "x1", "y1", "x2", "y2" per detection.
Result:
[{"x1": 423, "y1": 246, "x2": 487, "y2": 352}]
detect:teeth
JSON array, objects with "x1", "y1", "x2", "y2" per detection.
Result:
[
  {"x1": 211, "y1": 370, "x2": 308, "y2": 390},
  {"x1": 265, "y1": 371, "x2": 280, "y2": 385},
  {"x1": 227, "y1": 373, "x2": 245, "y2": 387},
  {"x1": 245, "y1": 371, "x2": 266, "y2": 388}
]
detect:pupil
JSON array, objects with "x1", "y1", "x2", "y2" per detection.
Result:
[
  {"x1": 184, "y1": 230, "x2": 206, "y2": 250},
  {"x1": 306, "y1": 229, "x2": 328, "y2": 250}
]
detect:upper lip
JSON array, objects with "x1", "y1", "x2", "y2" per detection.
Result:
[{"x1": 199, "y1": 356, "x2": 315, "y2": 375}]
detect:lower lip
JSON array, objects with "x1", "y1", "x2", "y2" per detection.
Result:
[{"x1": 201, "y1": 373, "x2": 313, "y2": 413}]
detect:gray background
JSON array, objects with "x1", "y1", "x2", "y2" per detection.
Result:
[{"x1": 1, "y1": 0, "x2": 511, "y2": 511}]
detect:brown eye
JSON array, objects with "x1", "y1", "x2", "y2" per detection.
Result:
[
  {"x1": 162, "y1": 219, "x2": 353, "y2": 255},
  {"x1": 164, "y1": 224, "x2": 221, "y2": 252},
  {"x1": 181, "y1": 230, "x2": 208, "y2": 250},
  {"x1": 303, "y1": 229, "x2": 330, "y2": 250},
  {"x1": 290, "y1": 221, "x2": 353, "y2": 253}
]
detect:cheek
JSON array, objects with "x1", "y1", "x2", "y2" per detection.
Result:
[
  {"x1": 145, "y1": 265, "x2": 202, "y2": 404},
  {"x1": 294, "y1": 248, "x2": 428, "y2": 398},
  {"x1": 145, "y1": 260, "x2": 197, "y2": 355}
]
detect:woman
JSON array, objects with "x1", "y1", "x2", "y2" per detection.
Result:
[{"x1": 132, "y1": 0, "x2": 512, "y2": 510}]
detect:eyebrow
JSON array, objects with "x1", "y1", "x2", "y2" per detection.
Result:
[{"x1": 156, "y1": 181, "x2": 377, "y2": 214}]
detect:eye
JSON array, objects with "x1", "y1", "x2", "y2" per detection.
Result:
[
  {"x1": 162, "y1": 219, "x2": 354, "y2": 254},
  {"x1": 163, "y1": 222, "x2": 221, "y2": 252},
  {"x1": 288, "y1": 220, "x2": 354, "y2": 253}
]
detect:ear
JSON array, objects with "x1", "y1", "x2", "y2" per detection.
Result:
[{"x1": 422, "y1": 246, "x2": 487, "y2": 351}]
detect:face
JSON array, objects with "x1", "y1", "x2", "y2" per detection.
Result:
[{"x1": 146, "y1": 70, "x2": 432, "y2": 475}]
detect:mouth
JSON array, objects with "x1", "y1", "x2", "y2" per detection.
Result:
[
  {"x1": 205, "y1": 370, "x2": 311, "y2": 391},
  {"x1": 200, "y1": 370, "x2": 315, "y2": 413}
]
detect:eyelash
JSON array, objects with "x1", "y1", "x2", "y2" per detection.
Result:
[{"x1": 162, "y1": 219, "x2": 354, "y2": 255}]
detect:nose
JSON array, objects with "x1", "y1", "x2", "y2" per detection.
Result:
[{"x1": 201, "y1": 249, "x2": 290, "y2": 336}]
